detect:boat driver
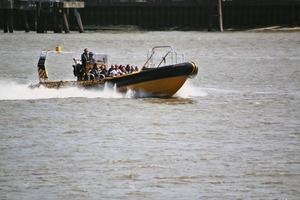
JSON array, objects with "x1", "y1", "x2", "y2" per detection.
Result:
[{"x1": 81, "y1": 48, "x2": 89, "y2": 68}]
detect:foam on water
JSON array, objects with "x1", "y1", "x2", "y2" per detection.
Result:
[
  {"x1": 1, "y1": 80, "x2": 208, "y2": 100},
  {"x1": 0, "y1": 82, "x2": 128, "y2": 100}
]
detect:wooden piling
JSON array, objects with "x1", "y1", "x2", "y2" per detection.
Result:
[
  {"x1": 128, "y1": 6, "x2": 133, "y2": 26},
  {"x1": 207, "y1": 0, "x2": 213, "y2": 31},
  {"x1": 3, "y1": 9, "x2": 8, "y2": 33},
  {"x1": 295, "y1": 5, "x2": 299, "y2": 26},
  {"x1": 8, "y1": 9, "x2": 14, "y2": 33},
  {"x1": 23, "y1": 10, "x2": 30, "y2": 32},
  {"x1": 1, "y1": 0, "x2": 300, "y2": 32},
  {"x1": 98, "y1": 6, "x2": 103, "y2": 25},
  {"x1": 194, "y1": 6, "x2": 198, "y2": 28},
  {"x1": 111, "y1": 6, "x2": 115, "y2": 25},
  {"x1": 164, "y1": 6, "x2": 168, "y2": 28},
  {"x1": 53, "y1": 3, "x2": 62, "y2": 33},
  {"x1": 218, "y1": 0, "x2": 223, "y2": 31},
  {"x1": 102, "y1": 6, "x2": 107, "y2": 25},
  {"x1": 138, "y1": 6, "x2": 142, "y2": 26},
  {"x1": 133, "y1": 6, "x2": 137, "y2": 26},
  {"x1": 36, "y1": 2, "x2": 45, "y2": 33},
  {"x1": 74, "y1": 8, "x2": 84, "y2": 33},
  {"x1": 62, "y1": 9, "x2": 70, "y2": 33}
]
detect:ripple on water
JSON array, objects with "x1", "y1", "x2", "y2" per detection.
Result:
[{"x1": 0, "y1": 32, "x2": 300, "y2": 199}]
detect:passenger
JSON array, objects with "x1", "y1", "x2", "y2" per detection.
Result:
[
  {"x1": 91, "y1": 63, "x2": 99, "y2": 78},
  {"x1": 108, "y1": 65, "x2": 117, "y2": 77},
  {"x1": 119, "y1": 65, "x2": 126, "y2": 75},
  {"x1": 81, "y1": 48, "x2": 88, "y2": 68},
  {"x1": 116, "y1": 65, "x2": 123, "y2": 75},
  {"x1": 120, "y1": 65, "x2": 127, "y2": 74},
  {"x1": 125, "y1": 64, "x2": 131, "y2": 73},
  {"x1": 134, "y1": 66, "x2": 139, "y2": 72},
  {"x1": 100, "y1": 65, "x2": 108, "y2": 77},
  {"x1": 108, "y1": 65, "x2": 114, "y2": 75},
  {"x1": 88, "y1": 52, "x2": 95, "y2": 63},
  {"x1": 130, "y1": 65, "x2": 134, "y2": 73}
]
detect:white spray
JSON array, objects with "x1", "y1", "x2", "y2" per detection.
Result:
[
  {"x1": 0, "y1": 80, "x2": 206, "y2": 101},
  {"x1": 0, "y1": 82, "x2": 131, "y2": 100}
]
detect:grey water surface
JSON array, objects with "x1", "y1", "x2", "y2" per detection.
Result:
[{"x1": 0, "y1": 31, "x2": 299, "y2": 199}]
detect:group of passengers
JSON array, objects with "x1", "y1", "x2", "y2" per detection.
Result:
[
  {"x1": 107, "y1": 64, "x2": 139, "y2": 77},
  {"x1": 80, "y1": 48, "x2": 139, "y2": 80},
  {"x1": 88, "y1": 63, "x2": 139, "y2": 79}
]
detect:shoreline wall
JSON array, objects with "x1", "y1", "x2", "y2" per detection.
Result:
[{"x1": 0, "y1": 0, "x2": 299, "y2": 32}]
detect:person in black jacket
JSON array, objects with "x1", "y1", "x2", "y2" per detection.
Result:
[
  {"x1": 78, "y1": 48, "x2": 88, "y2": 80},
  {"x1": 81, "y1": 48, "x2": 88, "y2": 68}
]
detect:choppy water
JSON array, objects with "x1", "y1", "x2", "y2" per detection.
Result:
[{"x1": 0, "y1": 31, "x2": 299, "y2": 199}]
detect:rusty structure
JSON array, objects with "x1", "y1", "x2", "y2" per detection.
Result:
[
  {"x1": 0, "y1": 0, "x2": 300, "y2": 33},
  {"x1": 0, "y1": 0, "x2": 84, "y2": 33}
]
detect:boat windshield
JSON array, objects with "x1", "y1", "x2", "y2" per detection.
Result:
[{"x1": 93, "y1": 53, "x2": 108, "y2": 64}]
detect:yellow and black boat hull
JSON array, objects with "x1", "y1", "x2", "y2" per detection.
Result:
[
  {"x1": 108, "y1": 62, "x2": 197, "y2": 97},
  {"x1": 34, "y1": 62, "x2": 198, "y2": 98}
]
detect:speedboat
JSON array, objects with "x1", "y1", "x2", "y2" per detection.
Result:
[{"x1": 31, "y1": 46, "x2": 198, "y2": 97}]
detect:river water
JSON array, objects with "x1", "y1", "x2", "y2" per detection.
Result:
[{"x1": 0, "y1": 31, "x2": 299, "y2": 199}]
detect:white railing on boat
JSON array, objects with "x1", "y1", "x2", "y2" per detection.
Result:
[{"x1": 143, "y1": 46, "x2": 185, "y2": 68}]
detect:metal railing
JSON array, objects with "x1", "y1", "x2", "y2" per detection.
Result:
[{"x1": 143, "y1": 46, "x2": 185, "y2": 68}]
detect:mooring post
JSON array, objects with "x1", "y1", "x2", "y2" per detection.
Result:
[
  {"x1": 53, "y1": 3, "x2": 62, "y2": 33},
  {"x1": 8, "y1": 8, "x2": 14, "y2": 33},
  {"x1": 34, "y1": 6, "x2": 37, "y2": 31},
  {"x1": 44, "y1": 9, "x2": 48, "y2": 33},
  {"x1": 296, "y1": 5, "x2": 300, "y2": 26},
  {"x1": 218, "y1": 0, "x2": 223, "y2": 32},
  {"x1": 23, "y1": 10, "x2": 30, "y2": 32},
  {"x1": 62, "y1": 9, "x2": 70, "y2": 33},
  {"x1": 2, "y1": 0, "x2": 13, "y2": 33},
  {"x1": 3, "y1": 9, "x2": 9, "y2": 33},
  {"x1": 292, "y1": 4, "x2": 298, "y2": 26},
  {"x1": 36, "y1": 13, "x2": 45, "y2": 33},
  {"x1": 36, "y1": 2, "x2": 44, "y2": 33},
  {"x1": 207, "y1": 0, "x2": 213, "y2": 31},
  {"x1": 74, "y1": 8, "x2": 84, "y2": 33},
  {"x1": 53, "y1": 3, "x2": 58, "y2": 32}
]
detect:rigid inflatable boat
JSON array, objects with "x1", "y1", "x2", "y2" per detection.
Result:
[{"x1": 31, "y1": 46, "x2": 198, "y2": 97}]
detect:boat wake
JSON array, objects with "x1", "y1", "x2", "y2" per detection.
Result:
[
  {"x1": 0, "y1": 82, "x2": 128, "y2": 100},
  {"x1": 0, "y1": 81, "x2": 208, "y2": 101}
]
